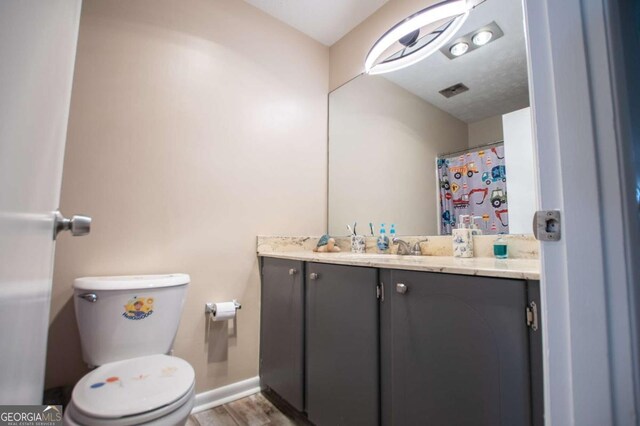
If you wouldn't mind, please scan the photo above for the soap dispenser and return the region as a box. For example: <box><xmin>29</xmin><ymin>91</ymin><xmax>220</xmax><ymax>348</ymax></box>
<box><xmin>493</xmin><ymin>234</ymin><xmax>508</xmax><ymax>259</ymax></box>
<box><xmin>377</xmin><ymin>224</ymin><xmax>389</xmax><ymax>253</ymax></box>
<box><xmin>452</xmin><ymin>215</ymin><xmax>474</xmax><ymax>258</ymax></box>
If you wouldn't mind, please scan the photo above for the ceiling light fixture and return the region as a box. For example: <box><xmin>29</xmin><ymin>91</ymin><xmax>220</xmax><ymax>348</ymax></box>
<box><xmin>364</xmin><ymin>0</ymin><xmax>483</xmax><ymax>75</ymax></box>
<box><xmin>449</xmin><ymin>42</ymin><xmax>469</xmax><ymax>56</ymax></box>
<box><xmin>440</xmin><ymin>21</ymin><xmax>504</xmax><ymax>60</ymax></box>
<box><xmin>472</xmin><ymin>30</ymin><xmax>493</xmax><ymax>46</ymax></box>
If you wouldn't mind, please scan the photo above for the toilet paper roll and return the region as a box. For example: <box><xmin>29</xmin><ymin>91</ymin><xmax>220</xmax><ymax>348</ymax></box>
<box><xmin>210</xmin><ymin>302</ymin><xmax>236</xmax><ymax>321</ymax></box>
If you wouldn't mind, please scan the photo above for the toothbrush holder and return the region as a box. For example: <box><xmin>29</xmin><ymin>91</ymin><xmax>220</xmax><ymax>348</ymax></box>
<box><xmin>351</xmin><ymin>235</ymin><xmax>366</xmax><ymax>253</ymax></box>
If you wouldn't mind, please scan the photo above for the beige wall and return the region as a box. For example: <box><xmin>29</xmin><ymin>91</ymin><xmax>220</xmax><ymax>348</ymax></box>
<box><xmin>329</xmin><ymin>0</ymin><xmax>438</xmax><ymax>90</ymax></box>
<box><xmin>46</xmin><ymin>0</ymin><xmax>329</xmax><ymax>393</ymax></box>
<box><xmin>328</xmin><ymin>75</ymin><xmax>468</xmax><ymax>235</ymax></box>
<box><xmin>468</xmin><ymin>114</ymin><xmax>504</xmax><ymax>148</ymax></box>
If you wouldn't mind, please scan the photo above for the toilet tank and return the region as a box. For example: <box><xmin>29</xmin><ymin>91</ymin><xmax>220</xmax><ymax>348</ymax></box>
<box><xmin>73</xmin><ymin>274</ymin><xmax>189</xmax><ymax>366</ymax></box>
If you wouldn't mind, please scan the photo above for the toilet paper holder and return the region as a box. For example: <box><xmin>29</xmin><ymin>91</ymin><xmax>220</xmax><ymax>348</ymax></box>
<box><xmin>204</xmin><ymin>299</ymin><xmax>242</xmax><ymax>315</ymax></box>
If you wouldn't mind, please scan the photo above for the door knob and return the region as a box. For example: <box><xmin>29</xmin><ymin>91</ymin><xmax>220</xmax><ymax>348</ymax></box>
<box><xmin>54</xmin><ymin>210</ymin><xmax>91</xmax><ymax>239</ymax></box>
<box><xmin>396</xmin><ymin>283</ymin><xmax>408</xmax><ymax>294</ymax></box>
<box><xmin>289</xmin><ymin>268</ymin><xmax>297</xmax><ymax>275</ymax></box>
<box><xmin>309</xmin><ymin>273</ymin><xmax>319</xmax><ymax>280</ymax></box>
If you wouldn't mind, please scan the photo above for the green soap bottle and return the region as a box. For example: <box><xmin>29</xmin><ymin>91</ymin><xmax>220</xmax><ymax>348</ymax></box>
<box><xmin>493</xmin><ymin>234</ymin><xmax>508</xmax><ymax>259</ymax></box>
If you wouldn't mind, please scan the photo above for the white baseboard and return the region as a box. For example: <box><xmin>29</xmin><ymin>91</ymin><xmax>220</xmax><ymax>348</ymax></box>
<box><xmin>191</xmin><ymin>376</ymin><xmax>261</xmax><ymax>414</ymax></box>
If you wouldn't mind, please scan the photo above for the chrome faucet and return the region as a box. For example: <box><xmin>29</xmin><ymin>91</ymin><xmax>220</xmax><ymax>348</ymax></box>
<box><xmin>393</xmin><ymin>238</ymin><xmax>428</xmax><ymax>256</ymax></box>
<box><xmin>411</xmin><ymin>239</ymin><xmax>428</xmax><ymax>255</ymax></box>
<box><xmin>393</xmin><ymin>238</ymin><xmax>412</xmax><ymax>255</ymax></box>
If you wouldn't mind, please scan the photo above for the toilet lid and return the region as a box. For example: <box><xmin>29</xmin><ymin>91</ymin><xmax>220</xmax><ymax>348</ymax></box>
<box><xmin>73</xmin><ymin>354</ymin><xmax>195</xmax><ymax>419</ymax></box>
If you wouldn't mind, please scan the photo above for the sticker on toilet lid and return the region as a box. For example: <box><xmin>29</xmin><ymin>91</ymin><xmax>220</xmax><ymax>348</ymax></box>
<box><xmin>122</xmin><ymin>296</ymin><xmax>154</xmax><ymax>320</ymax></box>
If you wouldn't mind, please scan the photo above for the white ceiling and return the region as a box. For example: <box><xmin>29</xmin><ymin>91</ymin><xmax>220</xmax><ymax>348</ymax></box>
<box><xmin>243</xmin><ymin>0</ymin><xmax>389</xmax><ymax>46</ymax></box>
<box><xmin>382</xmin><ymin>0</ymin><xmax>530</xmax><ymax>123</ymax></box>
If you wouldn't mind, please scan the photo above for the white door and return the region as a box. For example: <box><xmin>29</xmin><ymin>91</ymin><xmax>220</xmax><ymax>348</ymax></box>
<box><xmin>524</xmin><ymin>0</ymin><xmax>639</xmax><ymax>424</ymax></box>
<box><xmin>0</xmin><ymin>0</ymin><xmax>83</xmax><ymax>403</ymax></box>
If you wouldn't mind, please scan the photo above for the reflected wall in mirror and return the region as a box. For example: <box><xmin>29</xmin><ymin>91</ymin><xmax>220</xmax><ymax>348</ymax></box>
<box><xmin>328</xmin><ymin>0</ymin><xmax>537</xmax><ymax>236</ymax></box>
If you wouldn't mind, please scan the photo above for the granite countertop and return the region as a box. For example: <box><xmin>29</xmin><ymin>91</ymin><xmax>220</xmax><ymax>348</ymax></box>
<box><xmin>258</xmin><ymin>251</ymin><xmax>540</xmax><ymax>280</ymax></box>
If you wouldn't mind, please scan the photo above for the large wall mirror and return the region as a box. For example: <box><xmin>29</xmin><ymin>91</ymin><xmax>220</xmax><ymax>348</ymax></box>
<box><xmin>328</xmin><ymin>0</ymin><xmax>537</xmax><ymax>236</ymax></box>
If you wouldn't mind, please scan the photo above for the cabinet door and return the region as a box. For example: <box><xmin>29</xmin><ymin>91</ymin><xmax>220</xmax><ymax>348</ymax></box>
<box><xmin>306</xmin><ymin>263</ymin><xmax>379</xmax><ymax>426</ymax></box>
<box><xmin>387</xmin><ymin>270</ymin><xmax>532</xmax><ymax>426</ymax></box>
<box><xmin>260</xmin><ymin>257</ymin><xmax>305</xmax><ymax>411</ymax></box>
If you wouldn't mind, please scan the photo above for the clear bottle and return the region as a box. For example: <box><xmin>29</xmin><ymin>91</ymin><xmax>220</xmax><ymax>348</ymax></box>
<box><xmin>389</xmin><ymin>224</ymin><xmax>397</xmax><ymax>255</ymax></box>
<box><xmin>471</xmin><ymin>216</ymin><xmax>483</xmax><ymax>236</ymax></box>
<box><xmin>377</xmin><ymin>224</ymin><xmax>389</xmax><ymax>253</ymax></box>
<box><xmin>493</xmin><ymin>234</ymin><xmax>508</xmax><ymax>259</ymax></box>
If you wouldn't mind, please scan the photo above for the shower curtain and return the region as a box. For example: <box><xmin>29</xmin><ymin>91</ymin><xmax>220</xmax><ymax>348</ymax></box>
<box><xmin>437</xmin><ymin>144</ymin><xmax>509</xmax><ymax>235</ymax></box>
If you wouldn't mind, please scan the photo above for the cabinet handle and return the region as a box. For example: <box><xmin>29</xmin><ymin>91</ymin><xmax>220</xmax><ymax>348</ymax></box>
<box><xmin>396</xmin><ymin>283</ymin><xmax>408</xmax><ymax>294</ymax></box>
<box><xmin>289</xmin><ymin>268</ymin><xmax>297</xmax><ymax>275</ymax></box>
<box><xmin>309</xmin><ymin>273</ymin><xmax>319</xmax><ymax>280</ymax></box>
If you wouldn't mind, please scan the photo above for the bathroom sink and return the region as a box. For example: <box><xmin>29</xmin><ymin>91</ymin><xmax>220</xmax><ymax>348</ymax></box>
<box><xmin>334</xmin><ymin>253</ymin><xmax>406</xmax><ymax>261</ymax></box>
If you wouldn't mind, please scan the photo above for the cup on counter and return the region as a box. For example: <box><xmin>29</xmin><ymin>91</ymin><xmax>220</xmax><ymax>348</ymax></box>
<box><xmin>350</xmin><ymin>235</ymin><xmax>366</xmax><ymax>253</ymax></box>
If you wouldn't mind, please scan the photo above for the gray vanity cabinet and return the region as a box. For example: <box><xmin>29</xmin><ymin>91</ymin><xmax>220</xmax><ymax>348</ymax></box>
<box><xmin>305</xmin><ymin>262</ymin><xmax>379</xmax><ymax>426</ymax></box>
<box><xmin>382</xmin><ymin>270</ymin><xmax>536</xmax><ymax>426</ymax></box>
<box><xmin>259</xmin><ymin>257</ymin><xmax>305</xmax><ymax>411</ymax></box>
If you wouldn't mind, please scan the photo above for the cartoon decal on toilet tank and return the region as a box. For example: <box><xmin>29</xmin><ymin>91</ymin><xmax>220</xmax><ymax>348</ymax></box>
<box><xmin>123</xmin><ymin>296</ymin><xmax>154</xmax><ymax>320</ymax></box>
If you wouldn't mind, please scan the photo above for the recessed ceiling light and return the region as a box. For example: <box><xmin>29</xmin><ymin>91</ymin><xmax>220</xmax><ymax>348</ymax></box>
<box><xmin>449</xmin><ymin>42</ymin><xmax>469</xmax><ymax>56</ymax></box>
<box><xmin>472</xmin><ymin>30</ymin><xmax>493</xmax><ymax>46</ymax></box>
<box><xmin>441</xmin><ymin>22</ymin><xmax>503</xmax><ymax>60</ymax></box>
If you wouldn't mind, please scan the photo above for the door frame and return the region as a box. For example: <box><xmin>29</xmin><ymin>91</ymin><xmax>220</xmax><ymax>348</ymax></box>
<box><xmin>524</xmin><ymin>0</ymin><xmax>638</xmax><ymax>424</ymax></box>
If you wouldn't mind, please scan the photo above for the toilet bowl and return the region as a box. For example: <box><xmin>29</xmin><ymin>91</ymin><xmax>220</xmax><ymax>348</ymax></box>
<box><xmin>65</xmin><ymin>274</ymin><xmax>194</xmax><ymax>425</ymax></box>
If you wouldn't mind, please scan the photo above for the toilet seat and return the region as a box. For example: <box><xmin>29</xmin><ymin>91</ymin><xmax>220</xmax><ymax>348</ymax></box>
<box><xmin>66</xmin><ymin>354</ymin><xmax>195</xmax><ymax>425</ymax></box>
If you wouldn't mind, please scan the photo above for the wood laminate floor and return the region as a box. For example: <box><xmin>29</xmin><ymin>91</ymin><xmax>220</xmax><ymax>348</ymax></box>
<box><xmin>188</xmin><ymin>392</ymin><xmax>311</xmax><ymax>426</ymax></box>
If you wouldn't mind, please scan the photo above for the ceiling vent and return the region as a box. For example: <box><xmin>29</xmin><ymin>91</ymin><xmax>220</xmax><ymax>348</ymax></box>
<box><xmin>439</xmin><ymin>83</ymin><xmax>469</xmax><ymax>98</ymax></box>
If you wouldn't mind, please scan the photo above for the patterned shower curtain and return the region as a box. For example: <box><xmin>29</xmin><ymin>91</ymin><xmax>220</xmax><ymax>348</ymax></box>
<box><xmin>437</xmin><ymin>144</ymin><xmax>508</xmax><ymax>235</ymax></box>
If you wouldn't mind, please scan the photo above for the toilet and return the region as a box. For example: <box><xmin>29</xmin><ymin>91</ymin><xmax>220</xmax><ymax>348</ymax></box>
<box><xmin>64</xmin><ymin>274</ymin><xmax>195</xmax><ymax>426</ymax></box>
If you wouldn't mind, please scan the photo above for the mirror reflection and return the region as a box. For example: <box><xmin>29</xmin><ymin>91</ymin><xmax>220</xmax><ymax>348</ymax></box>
<box><xmin>328</xmin><ymin>0</ymin><xmax>537</xmax><ymax>236</ymax></box>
